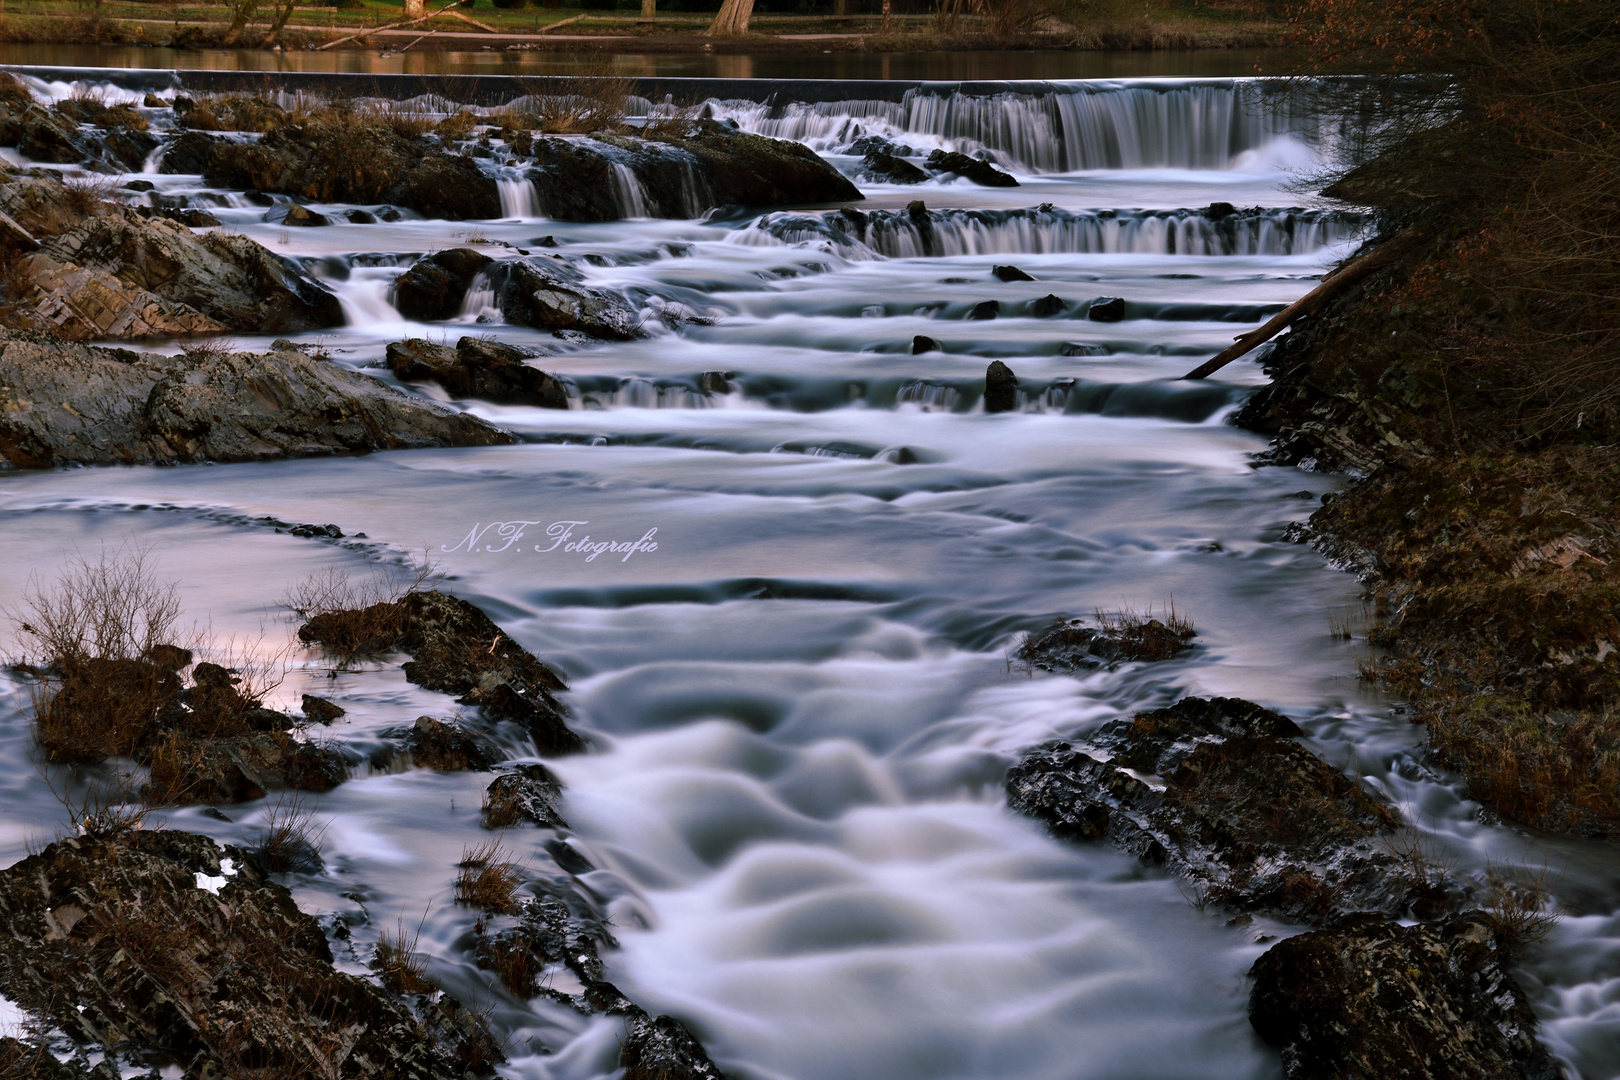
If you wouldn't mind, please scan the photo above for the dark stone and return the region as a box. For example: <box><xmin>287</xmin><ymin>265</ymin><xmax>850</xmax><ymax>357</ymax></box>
<box><xmin>122</xmin><ymin>179</ymin><xmax>155</xmax><ymax>192</ymax></box>
<box><xmin>0</xmin><ymin>99</ymin><xmax>83</xmax><ymax>164</ymax></box>
<box><xmin>621</xmin><ymin>1012</ymin><xmax>725</xmax><ymax>1080</ymax></box>
<box><xmin>923</xmin><ymin>149</ymin><xmax>1018</xmax><ymax>187</ymax></box>
<box><xmin>1088</xmin><ymin>296</ymin><xmax>1127</xmax><ymax>322</ymax></box>
<box><xmin>1250</xmin><ymin>916</ymin><xmax>1559</xmax><ymax>1080</ymax></box>
<box><xmin>135</xmin><ymin>204</ymin><xmax>223</xmax><ymax>227</ymax></box>
<box><xmin>984</xmin><ymin>360</ymin><xmax>1019</xmax><ymax>413</ymax></box>
<box><xmin>533</xmin><ymin>234</ymin><xmax>558</xmax><ymax>246</ymax></box>
<box><xmin>861</xmin><ymin>150</ymin><xmax>927</xmax><ymax>184</ymax></box>
<box><xmin>906</xmin><ymin>199</ymin><xmax>928</xmax><ymax>219</ymax></box>
<box><xmin>482</xmin><ymin>764</ymin><xmax>567</xmax><ymax>829</ymax></box>
<box><xmin>379</xmin><ymin>207</ymin><xmax>403</xmax><ymax>222</ymax></box>
<box><xmin>968</xmin><ymin>299</ymin><xmax>1001</xmax><ymax>320</ymax></box>
<box><xmin>0</xmin><ymin>831</ymin><xmax>495</xmax><ymax>1078</ymax></box>
<box><xmin>1206</xmin><ymin>201</ymin><xmax>1237</xmax><ymax>219</ymax></box>
<box><xmin>405</xmin><ymin>715</ymin><xmax>500</xmax><ymax>772</ymax></box>
<box><xmin>243</xmin><ymin>190</ymin><xmax>276</xmax><ymax>207</ymax></box>
<box><xmin>1006</xmin><ymin>697</ymin><xmax>1429</xmax><ymax>924</ymax></box>
<box><xmin>288</xmin><ymin>522</ymin><xmax>343</xmax><ymax>538</ymax></box>
<box><xmin>385</xmin><ymin>336</ymin><xmax>569</xmax><ymax>408</ymax></box>
<box><xmin>1020</xmin><ymin>615</ymin><xmax>1196</xmax><ymax>670</ymax></box>
<box><xmin>392</xmin><ymin>247</ymin><xmax>493</xmax><ymax>321</ymax></box>
<box><xmin>993</xmin><ymin>264</ymin><xmax>1034</xmax><ymax>282</ymax></box>
<box><xmin>486</xmin><ymin>258</ymin><xmax>644</xmax><ymax>340</ymax></box>
<box><xmin>301</xmin><ymin>694</ymin><xmax>346</xmax><ymax>724</ymax></box>
<box><xmin>1060</xmin><ymin>342</ymin><xmax>1108</xmax><ymax>357</ymax></box>
<box><xmin>1029</xmin><ymin>293</ymin><xmax>1067</xmax><ymax>318</ymax></box>
<box><xmin>912</xmin><ymin>334</ymin><xmax>941</xmax><ymax>354</ymax></box>
<box><xmin>346</xmin><ymin>208</ymin><xmax>378</xmax><ymax>224</ymax></box>
<box><xmin>280</xmin><ymin>205</ymin><xmax>329</xmax><ymax>227</ymax></box>
<box><xmin>699</xmin><ymin>371</ymin><xmax>734</xmax><ymax>394</ymax></box>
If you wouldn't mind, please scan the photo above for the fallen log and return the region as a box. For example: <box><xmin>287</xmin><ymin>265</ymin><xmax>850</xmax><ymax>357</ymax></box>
<box><xmin>315</xmin><ymin>1</ymin><xmax>461</xmax><ymax>50</ymax></box>
<box><xmin>1180</xmin><ymin>230</ymin><xmax>1424</xmax><ymax>380</ymax></box>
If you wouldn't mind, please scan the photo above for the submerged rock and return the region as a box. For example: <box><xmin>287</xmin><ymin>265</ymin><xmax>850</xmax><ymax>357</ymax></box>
<box><xmin>298</xmin><ymin>590</ymin><xmax>585</xmax><ymax>756</ymax></box>
<box><xmin>392</xmin><ymin>246</ymin><xmax>493</xmax><ymax>321</ymax></box>
<box><xmin>1020</xmin><ymin>615</ymin><xmax>1196</xmax><ymax>670</ymax></box>
<box><xmin>0</xmin><ymin>830</ymin><xmax>496</xmax><ymax>1078</ymax></box>
<box><xmin>1006</xmin><ymin>696</ymin><xmax>1435</xmax><ymax>924</ymax></box>
<box><xmin>486</xmin><ymin>258</ymin><xmax>645</xmax><ymax>340</ymax></box>
<box><xmin>0</xmin><ymin>331</ymin><xmax>515</xmax><ymax>469</ymax></box>
<box><xmin>924</xmin><ymin>150</ymin><xmax>1018</xmax><ymax>187</ymax></box>
<box><xmin>984</xmin><ymin>360</ymin><xmax>1019</xmax><ymax>413</ymax></box>
<box><xmin>1249</xmin><ymin>915</ymin><xmax>1559</xmax><ymax>1080</ymax></box>
<box><xmin>386</xmin><ymin>336</ymin><xmax>570</xmax><ymax>408</ymax></box>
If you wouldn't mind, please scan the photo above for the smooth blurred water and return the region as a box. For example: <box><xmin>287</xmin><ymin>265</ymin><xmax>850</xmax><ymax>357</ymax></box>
<box><xmin>0</xmin><ymin>72</ymin><xmax>1615</xmax><ymax>1080</ymax></box>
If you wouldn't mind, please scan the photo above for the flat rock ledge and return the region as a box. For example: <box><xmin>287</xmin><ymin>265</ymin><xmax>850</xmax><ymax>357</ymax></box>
<box><xmin>0</xmin><ymin>830</ymin><xmax>497</xmax><ymax>1079</ymax></box>
<box><xmin>0</xmin><ymin>330</ymin><xmax>514</xmax><ymax>470</ymax></box>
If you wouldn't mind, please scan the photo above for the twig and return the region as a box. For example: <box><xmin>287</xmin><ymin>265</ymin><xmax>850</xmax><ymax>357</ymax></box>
<box><xmin>315</xmin><ymin>1</ymin><xmax>459</xmax><ymax>51</ymax></box>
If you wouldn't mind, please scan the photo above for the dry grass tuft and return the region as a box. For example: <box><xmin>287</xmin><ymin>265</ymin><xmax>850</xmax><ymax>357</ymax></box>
<box><xmin>283</xmin><ymin>556</ymin><xmax>440</xmax><ymax>667</ymax></box>
<box><xmin>373</xmin><ymin>910</ymin><xmax>435</xmax><ymax>995</ymax></box>
<box><xmin>177</xmin><ymin>335</ymin><xmax>240</xmax><ymax>362</ymax></box>
<box><xmin>1478</xmin><ymin>860</ymin><xmax>1560</xmax><ymax>959</ymax></box>
<box><xmin>433</xmin><ymin>109</ymin><xmax>479</xmax><ymax>143</ymax></box>
<box><xmin>455</xmin><ymin>837</ymin><xmax>523</xmax><ymax>914</ymax></box>
<box><xmin>481</xmin><ymin>784</ymin><xmax>524</xmax><ymax>830</ymax></box>
<box><xmin>1093</xmin><ymin>599</ymin><xmax>1196</xmax><ymax>661</ymax></box>
<box><xmin>254</xmin><ymin>793</ymin><xmax>328</xmax><ymax>874</ymax></box>
<box><xmin>517</xmin><ymin>69</ymin><xmax>633</xmax><ymax>135</ymax></box>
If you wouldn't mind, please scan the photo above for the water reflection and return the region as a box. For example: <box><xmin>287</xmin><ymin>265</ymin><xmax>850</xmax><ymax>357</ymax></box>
<box><xmin>0</xmin><ymin>42</ymin><xmax>1296</xmax><ymax>80</ymax></box>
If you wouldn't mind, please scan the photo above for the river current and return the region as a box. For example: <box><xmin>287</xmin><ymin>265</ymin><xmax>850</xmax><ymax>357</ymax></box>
<box><xmin>0</xmin><ymin>69</ymin><xmax>1616</xmax><ymax>1080</ymax></box>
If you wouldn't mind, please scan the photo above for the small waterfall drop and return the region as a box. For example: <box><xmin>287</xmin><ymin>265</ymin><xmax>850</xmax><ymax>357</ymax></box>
<box><xmin>610</xmin><ymin>163</ymin><xmax>652</xmax><ymax>219</ymax></box>
<box><xmin>496</xmin><ymin>176</ymin><xmax>539</xmax><ymax>219</ymax></box>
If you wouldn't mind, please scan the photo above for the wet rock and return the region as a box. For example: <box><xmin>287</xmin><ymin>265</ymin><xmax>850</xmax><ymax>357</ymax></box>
<box><xmin>386</xmin><ymin>336</ymin><xmax>570</xmax><ymax>408</ymax></box>
<box><xmin>6</xmin><ymin>205</ymin><xmax>343</xmax><ymax>339</ymax></box>
<box><xmin>135</xmin><ymin>204</ymin><xmax>222</xmax><ymax>227</ymax></box>
<box><xmin>302</xmin><ymin>694</ymin><xmax>346</xmax><ymax>724</ymax></box>
<box><xmin>1029</xmin><ymin>293</ymin><xmax>1067</xmax><ymax>318</ymax></box>
<box><xmin>0</xmin><ymin>97</ymin><xmax>82</xmax><ymax>163</ymax></box>
<box><xmin>984</xmin><ymin>360</ymin><xmax>1019</xmax><ymax>413</ymax></box>
<box><xmin>861</xmin><ymin>150</ymin><xmax>927</xmax><ymax>184</ymax></box>
<box><xmin>150</xmin><ymin>730</ymin><xmax>349</xmax><ymax>804</ymax></box>
<box><xmin>968</xmin><ymin>299</ymin><xmax>1001</xmax><ymax>320</ymax></box>
<box><xmin>288</xmin><ymin>522</ymin><xmax>343</xmax><ymax>538</ymax></box>
<box><xmin>197</xmin><ymin>121</ymin><xmax>501</xmax><ymax>220</ymax></box>
<box><xmin>0</xmin><ymin>830</ymin><xmax>494</xmax><ymax>1078</ymax></box>
<box><xmin>912</xmin><ymin>334</ymin><xmax>942</xmax><ymax>354</ymax></box>
<box><xmin>1206</xmin><ymin>201</ymin><xmax>1237</xmax><ymax>219</ymax></box>
<box><xmin>486</xmin><ymin>258</ymin><xmax>645</xmax><ymax>340</ymax></box>
<box><xmin>392</xmin><ymin>246</ymin><xmax>493</xmax><ymax>321</ymax></box>
<box><xmin>122</xmin><ymin>179</ymin><xmax>155</xmax><ymax>192</ymax></box>
<box><xmin>526</xmin><ymin>122</ymin><xmax>861</xmax><ymax>222</ymax></box>
<box><xmin>699</xmin><ymin>371</ymin><xmax>735</xmax><ymax>394</ymax></box>
<box><xmin>297</xmin><ymin>590</ymin><xmax>584</xmax><ymax>755</ymax></box>
<box><xmin>1060</xmin><ymin>342</ymin><xmax>1108</xmax><ymax>357</ymax></box>
<box><xmin>156</xmin><ymin>129</ymin><xmax>216</xmax><ymax>174</ymax></box>
<box><xmin>620</xmin><ymin>1011</ymin><xmax>726</xmax><ymax>1080</ymax></box>
<box><xmin>1007</xmin><ymin>696</ymin><xmax>1422</xmax><ymax>924</ymax></box>
<box><xmin>906</xmin><ymin>199</ymin><xmax>928</xmax><ymax>219</ymax></box>
<box><xmin>405</xmin><ymin>715</ymin><xmax>500</xmax><ymax>772</ymax></box>
<box><xmin>1087</xmin><ymin>296</ymin><xmax>1127</xmax><ymax>322</ymax></box>
<box><xmin>993</xmin><ymin>264</ymin><xmax>1034</xmax><ymax>282</ymax></box>
<box><xmin>1249</xmin><ymin>915</ymin><xmax>1559</xmax><ymax>1080</ymax></box>
<box><xmin>0</xmin><ymin>208</ymin><xmax>38</xmax><ymax>251</ymax></box>
<box><xmin>346</xmin><ymin>208</ymin><xmax>377</xmax><ymax>224</ymax></box>
<box><xmin>0</xmin><ymin>331</ymin><xmax>516</xmax><ymax>469</ymax></box>
<box><xmin>1020</xmin><ymin>614</ymin><xmax>1196</xmax><ymax>669</ymax></box>
<box><xmin>483</xmin><ymin>764</ymin><xmax>568</xmax><ymax>828</ymax></box>
<box><xmin>280</xmin><ymin>204</ymin><xmax>330</xmax><ymax>227</ymax></box>
<box><xmin>924</xmin><ymin>149</ymin><xmax>1018</xmax><ymax>187</ymax></box>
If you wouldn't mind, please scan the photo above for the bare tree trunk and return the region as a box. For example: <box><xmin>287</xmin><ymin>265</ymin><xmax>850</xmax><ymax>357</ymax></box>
<box><xmin>705</xmin><ymin>0</ymin><xmax>753</xmax><ymax>36</ymax></box>
<box><xmin>220</xmin><ymin>0</ymin><xmax>259</xmax><ymax>45</ymax></box>
<box><xmin>881</xmin><ymin>0</ymin><xmax>890</xmax><ymax>26</ymax></box>
<box><xmin>834</xmin><ymin>0</ymin><xmax>846</xmax><ymax>15</ymax></box>
<box><xmin>266</xmin><ymin>0</ymin><xmax>298</xmax><ymax>42</ymax></box>
<box><xmin>404</xmin><ymin>0</ymin><xmax>424</xmax><ymax>18</ymax></box>
<box><xmin>640</xmin><ymin>0</ymin><xmax>654</xmax><ymax>19</ymax></box>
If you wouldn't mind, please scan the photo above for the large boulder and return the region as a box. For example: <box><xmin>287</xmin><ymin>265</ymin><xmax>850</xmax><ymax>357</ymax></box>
<box><xmin>393</xmin><ymin>247</ymin><xmax>493</xmax><ymax>321</ymax></box>
<box><xmin>0</xmin><ymin>98</ymin><xmax>81</xmax><ymax>164</ymax></box>
<box><xmin>386</xmin><ymin>336</ymin><xmax>570</xmax><ymax>408</ymax></box>
<box><xmin>486</xmin><ymin>258</ymin><xmax>645</xmax><ymax>340</ymax></box>
<box><xmin>0</xmin><ymin>331</ymin><xmax>514</xmax><ymax>469</ymax></box>
<box><xmin>7</xmin><ymin>206</ymin><xmax>343</xmax><ymax>339</ymax></box>
<box><xmin>0</xmin><ymin>830</ymin><xmax>493</xmax><ymax>1078</ymax></box>
<box><xmin>924</xmin><ymin>149</ymin><xmax>1018</xmax><ymax>187</ymax></box>
<box><xmin>185</xmin><ymin>121</ymin><xmax>501</xmax><ymax>220</ymax></box>
<box><xmin>524</xmin><ymin>122</ymin><xmax>863</xmax><ymax>222</ymax></box>
<box><xmin>1005</xmin><ymin>696</ymin><xmax>1435</xmax><ymax>924</ymax></box>
<box><xmin>1249</xmin><ymin>916</ymin><xmax>1560</xmax><ymax>1080</ymax></box>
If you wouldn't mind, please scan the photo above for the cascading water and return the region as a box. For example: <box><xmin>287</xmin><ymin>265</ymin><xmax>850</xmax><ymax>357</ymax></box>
<box><xmin>2</xmin><ymin>67</ymin><xmax>1617</xmax><ymax>1080</ymax></box>
<box><xmin>498</xmin><ymin>174</ymin><xmax>541</xmax><ymax>219</ymax></box>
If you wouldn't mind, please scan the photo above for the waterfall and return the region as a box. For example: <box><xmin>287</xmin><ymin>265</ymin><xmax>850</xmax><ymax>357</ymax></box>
<box><xmin>610</xmin><ymin>164</ymin><xmax>651</xmax><ymax>219</ymax></box>
<box><xmin>496</xmin><ymin>176</ymin><xmax>539</xmax><ymax>219</ymax></box>
<box><xmin>729</xmin><ymin>206</ymin><xmax>1364</xmax><ymax>259</ymax></box>
<box><xmin>457</xmin><ymin>271</ymin><xmax>499</xmax><ymax>321</ymax></box>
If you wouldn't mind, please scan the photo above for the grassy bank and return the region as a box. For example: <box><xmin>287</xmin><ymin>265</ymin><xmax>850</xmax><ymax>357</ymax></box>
<box><xmin>1237</xmin><ymin>0</ymin><xmax>1620</xmax><ymax>837</ymax></box>
<box><xmin>0</xmin><ymin>0</ymin><xmax>1282</xmax><ymax>51</ymax></box>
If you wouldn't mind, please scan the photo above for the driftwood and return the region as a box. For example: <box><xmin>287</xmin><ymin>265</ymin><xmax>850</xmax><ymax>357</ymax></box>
<box><xmin>316</xmin><ymin>1</ymin><xmax>476</xmax><ymax>51</ymax></box>
<box><xmin>537</xmin><ymin>12</ymin><xmax>588</xmax><ymax>32</ymax></box>
<box><xmin>1180</xmin><ymin>230</ymin><xmax>1424</xmax><ymax>380</ymax></box>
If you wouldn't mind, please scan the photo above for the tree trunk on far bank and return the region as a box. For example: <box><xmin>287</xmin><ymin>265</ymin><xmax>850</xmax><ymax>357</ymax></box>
<box><xmin>640</xmin><ymin>0</ymin><xmax>655</xmax><ymax>19</ymax></box>
<box><xmin>706</xmin><ymin>0</ymin><xmax>753</xmax><ymax>35</ymax></box>
<box><xmin>404</xmin><ymin>0</ymin><xmax>424</xmax><ymax>18</ymax></box>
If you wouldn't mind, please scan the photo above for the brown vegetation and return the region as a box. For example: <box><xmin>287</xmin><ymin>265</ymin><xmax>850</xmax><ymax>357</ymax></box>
<box><xmin>282</xmin><ymin>558</ymin><xmax>438</xmax><ymax>667</ymax></box>
<box><xmin>373</xmin><ymin>911</ymin><xmax>436</xmax><ymax>995</ymax></box>
<box><xmin>255</xmin><ymin>793</ymin><xmax>329</xmax><ymax>873</ymax></box>
<box><xmin>454</xmin><ymin>838</ymin><xmax>524</xmax><ymax>913</ymax></box>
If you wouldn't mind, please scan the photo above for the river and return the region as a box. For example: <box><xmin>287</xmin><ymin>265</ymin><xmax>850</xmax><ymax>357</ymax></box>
<box><xmin>0</xmin><ymin>66</ymin><xmax>1615</xmax><ymax>1080</ymax></box>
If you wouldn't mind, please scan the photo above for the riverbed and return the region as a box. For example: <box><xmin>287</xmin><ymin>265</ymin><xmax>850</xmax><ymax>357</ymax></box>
<box><xmin>0</xmin><ymin>67</ymin><xmax>1615</xmax><ymax>1080</ymax></box>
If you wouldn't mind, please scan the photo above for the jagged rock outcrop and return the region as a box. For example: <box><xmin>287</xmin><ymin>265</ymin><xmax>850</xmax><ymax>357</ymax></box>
<box><xmin>486</xmin><ymin>258</ymin><xmax>646</xmax><ymax>340</ymax></box>
<box><xmin>1249</xmin><ymin>915</ymin><xmax>1559</xmax><ymax>1080</ymax></box>
<box><xmin>483</xmin><ymin>764</ymin><xmax>568</xmax><ymax>828</ymax></box>
<box><xmin>924</xmin><ymin>150</ymin><xmax>1018</xmax><ymax>187</ymax></box>
<box><xmin>859</xmin><ymin>150</ymin><xmax>927</xmax><ymax>184</ymax></box>
<box><xmin>0</xmin><ymin>830</ymin><xmax>496</xmax><ymax>1078</ymax></box>
<box><xmin>0</xmin><ymin>331</ymin><xmax>514</xmax><ymax>469</ymax></box>
<box><xmin>1005</xmin><ymin>696</ymin><xmax>1449</xmax><ymax>924</ymax></box>
<box><xmin>523</xmin><ymin>122</ymin><xmax>862</xmax><ymax>222</ymax></box>
<box><xmin>387</xmin><ymin>335</ymin><xmax>570</xmax><ymax>408</ymax></box>
<box><xmin>393</xmin><ymin>247</ymin><xmax>493</xmax><ymax>321</ymax></box>
<box><xmin>298</xmin><ymin>589</ymin><xmax>585</xmax><ymax>755</ymax></box>
<box><xmin>176</xmin><ymin>123</ymin><xmax>501</xmax><ymax>220</ymax></box>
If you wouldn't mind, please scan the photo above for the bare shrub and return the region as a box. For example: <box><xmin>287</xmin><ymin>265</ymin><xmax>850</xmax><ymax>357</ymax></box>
<box><xmin>367</xmin><ymin>99</ymin><xmax>436</xmax><ymax>140</ymax></box>
<box><xmin>433</xmin><ymin>109</ymin><xmax>479</xmax><ymax>142</ymax></box>
<box><xmin>254</xmin><ymin>793</ymin><xmax>328</xmax><ymax>873</ymax></box>
<box><xmin>1478</xmin><ymin>860</ymin><xmax>1560</xmax><ymax>959</ymax></box>
<box><xmin>517</xmin><ymin>69</ymin><xmax>633</xmax><ymax>135</ymax></box>
<box><xmin>45</xmin><ymin>769</ymin><xmax>161</xmax><ymax>840</ymax></box>
<box><xmin>455</xmin><ymin>837</ymin><xmax>523</xmax><ymax>913</ymax></box>
<box><xmin>1093</xmin><ymin>598</ymin><xmax>1196</xmax><ymax>661</ymax></box>
<box><xmin>177</xmin><ymin>335</ymin><xmax>240</xmax><ymax>362</ymax></box>
<box><xmin>374</xmin><ymin>909</ymin><xmax>435</xmax><ymax>995</ymax></box>
<box><xmin>283</xmin><ymin>555</ymin><xmax>441</xmax><ymax>666</ymax></box>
